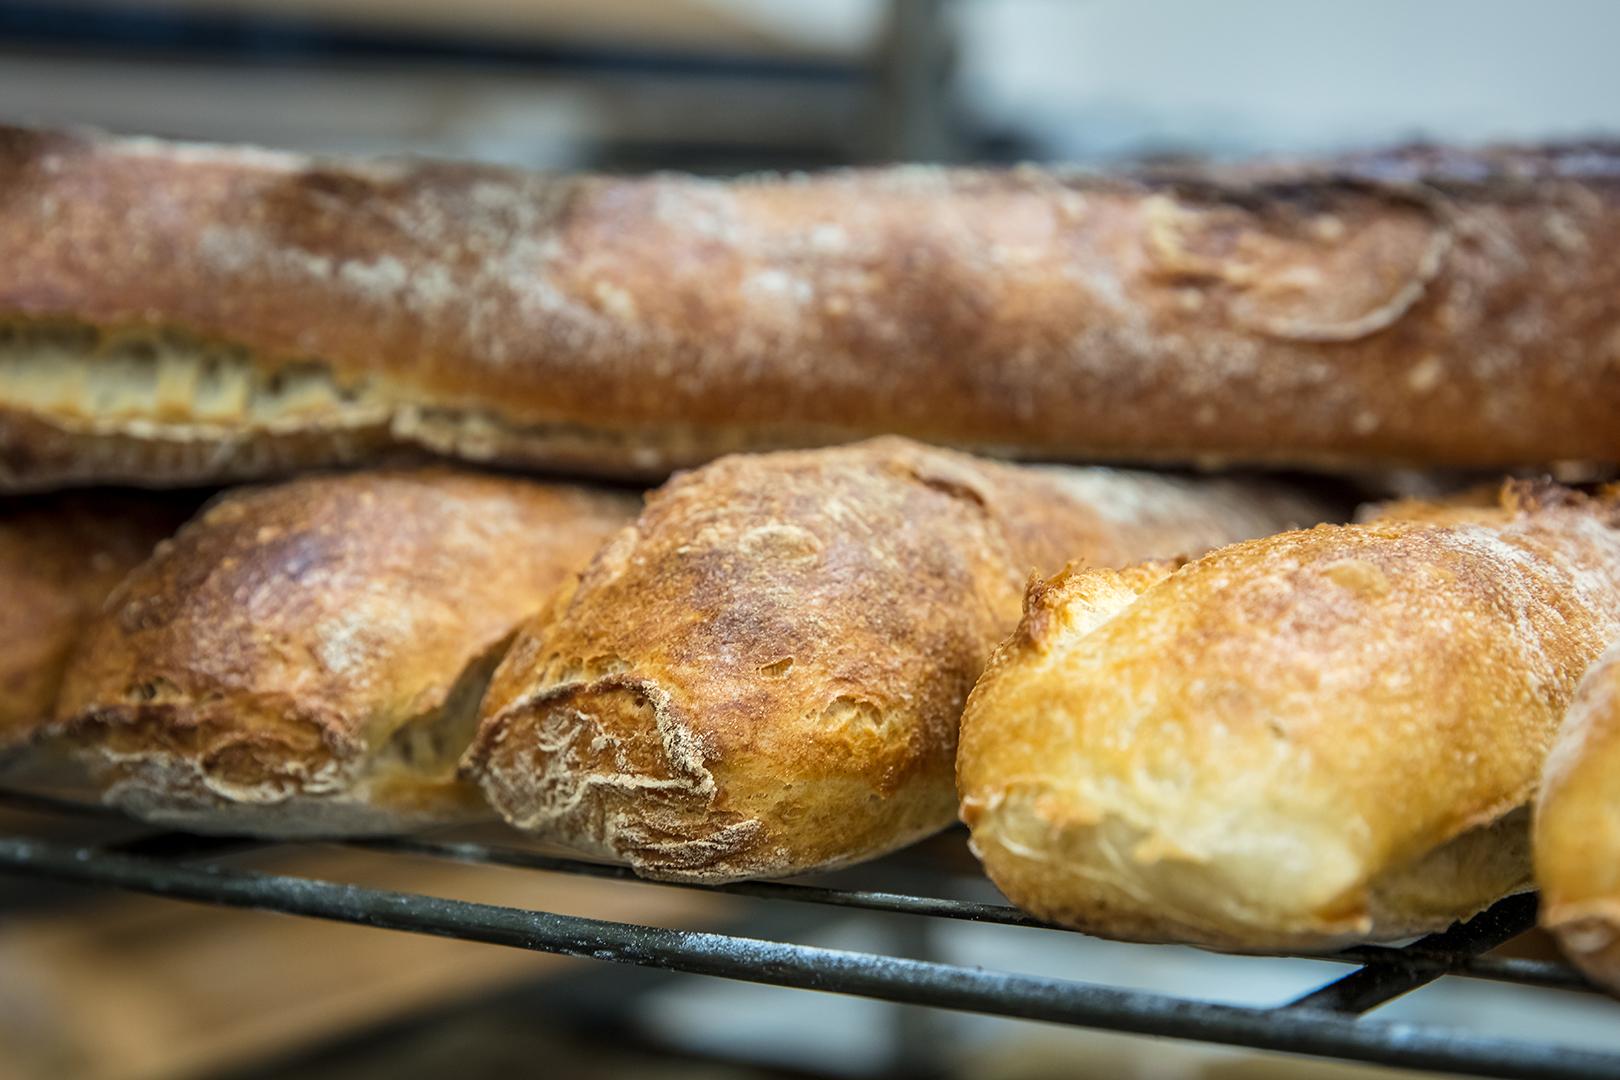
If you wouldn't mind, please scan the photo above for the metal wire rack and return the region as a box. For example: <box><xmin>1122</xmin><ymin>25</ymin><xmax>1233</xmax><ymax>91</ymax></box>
<box><xmin>0</xmin><ymin>787</ymin><xmax>1615</xmax><ymax>1080</ymax></box>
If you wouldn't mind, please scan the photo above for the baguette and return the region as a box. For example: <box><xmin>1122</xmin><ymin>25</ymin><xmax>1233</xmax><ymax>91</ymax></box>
<box><xmin>4</xmin><ymin>126</ymin><xmax>1620</xmax><ymax>490</ymax></box>
<box><xmin>463</xmin><ymin>438</ymin><xmax>1333</xmax><ymax>882</ymax></box>
<box><xmin>1535</xmin><ymin>641</ymin><xmax>1620</xmax><ymax>992</ymax></box>
<box><xmin>957</xmin><ymin>481</ymin><xmax>1620</xmax><ymax>952</ymax></box>
<box><xmin>48</xmin><ymin>469</ymin><xmax>635</xmax><ymax>836</ymax></box>
<box><xmin>0</xmin><ymin>493</ymin><xmax>192</xmax><ymax>751</ymax></box>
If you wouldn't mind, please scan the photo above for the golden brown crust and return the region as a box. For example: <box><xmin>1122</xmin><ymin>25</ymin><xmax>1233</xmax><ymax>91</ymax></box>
<box><xmin>464</xmin><ymin>437</ymin><xmax>1334</xmax><ymax>882</ymax></box>
<box><xmin>958</xmin><ymin>481</ymin><xmax>1620</xmax><ymax>952</ymax></box>
<box><xmin>0</xmin><ymin>492</ymin><xmax>193</xmax><ymax>748</ymax></box>
<box><xmin>2</xmin><ymin>126</ymin><xmax>1620</xmax><ymax>489</ymax></box>
<box><xmin>48</xmin><ymin>468</ymin><xmax>636</xmax><ymax>836</ymax></box>
<box><xmin>1536</xmin><ymin>645</ymin><xmax>1620</xmax><ymax>992</ymax></box>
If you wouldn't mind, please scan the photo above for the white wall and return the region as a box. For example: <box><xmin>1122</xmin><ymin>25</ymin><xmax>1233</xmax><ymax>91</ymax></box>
<box><xmin>956</xmin><ymin>0</ymin><xmax>1620</xmax><ymax>160</ymax></box>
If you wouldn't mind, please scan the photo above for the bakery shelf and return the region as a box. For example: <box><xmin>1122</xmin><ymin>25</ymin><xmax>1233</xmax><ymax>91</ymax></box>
<box><xmin>0</xmin><ymin>1</ymin><xmax>863</xmax><ymax>83</ymax></box>
<box><xmin>0</xmin><ymin>788</ymin><xmax>1614</xmax><ymax>1080</ymax></box>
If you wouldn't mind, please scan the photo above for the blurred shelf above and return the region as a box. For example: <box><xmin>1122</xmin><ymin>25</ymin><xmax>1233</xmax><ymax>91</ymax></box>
<box><xmin>0</xmin><ymin>0</ymin><xmax>879</xmax><ymax>75</ymax></box>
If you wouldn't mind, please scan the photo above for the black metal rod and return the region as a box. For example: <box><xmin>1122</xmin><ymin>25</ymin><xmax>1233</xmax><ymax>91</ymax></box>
<box><xmin>358</xmin><ymin>835</ymin><xmax>1568</xmax><ymax>983</ymax></box>
<box><xmin>350</xmin><ymin>835</ymin><xmax>1051</xmax><ymax>926</ymax></box>
<box><xmin>1458</xmin><ymin>956</ymin><xmax>1600</xmax><ymax>994</ymax></box>
<box><xmin>0</xmin><ymin>836</ymin><xmax>1615</xmax><ymax>1080</ymax></box>
<box><xmin>1285</xmin><ymin>895</ymin><xmax>1539</xmax><ymax>1013</ymax></box>
<box><xmin>0</xmin><ymin>790</ymin><xmax>1584</xmax><ymax>989</ymax></box>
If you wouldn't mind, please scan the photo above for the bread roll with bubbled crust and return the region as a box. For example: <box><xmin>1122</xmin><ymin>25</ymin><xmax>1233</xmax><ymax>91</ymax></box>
<box><xmin>48</xmin><ymin>469</ymin><xmax>636</xmax><ymax>836</ymax></box>
<box><xmin>464</xmin><ymin>438</ymin><xmax>1333</xmax><ymax>883</ymax></box>
<box><xmin>958</xmin><ymin>481</ymin><xmax>1620</xmax><ymax>953</ymax></box>
<box><xmin>0</xmin><ymin>493</ymin><xmax>194</xmax><ymax>751</ymax></box>
<box><xmin>1536</xmin><ymin>643</ymin><xmax>1620</xmax><ymax>992</ymax></box>
<box><xmin>6</xmin><ymin>124</ymin><xmax>1620</xmax><ymax>491</ymax></box>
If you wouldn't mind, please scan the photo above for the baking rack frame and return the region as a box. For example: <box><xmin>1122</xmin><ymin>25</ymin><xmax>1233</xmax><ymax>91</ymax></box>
<box><xmin>0</xmin><ymin>788</ymin><xmax>1614</xmax><ymax>1080</ymax></box>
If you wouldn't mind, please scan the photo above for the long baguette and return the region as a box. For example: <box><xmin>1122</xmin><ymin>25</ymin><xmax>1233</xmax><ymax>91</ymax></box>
<box><xmin>957</xmin><ymin>481</ymin><xmax>1620</xmax><ymax>952</ymax></box>
<box><xmin>47</xmin><ymin>469</ymin><xmax>636</xmax><ymax>836</ymax></box>
<box><xmin>4</xmin><ymin>126</ymin><xmax>1620</xmax><ymax>489</ymax></box>
<box><xmin>463</xmin><ymin>437</ymin><xmax>1333</xmax><ymax>882</ymax></box>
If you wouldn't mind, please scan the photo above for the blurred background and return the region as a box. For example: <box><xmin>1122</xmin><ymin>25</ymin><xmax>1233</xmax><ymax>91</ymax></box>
<box><xmin>4</xmin><ymin>2</ymin><xmax>1620</xmax><ymax>1078</ymax></box>
<box><xmin>6</xmin><ymin>0</ymin><xmax>1620</xmax><ymax>171</ymax></box>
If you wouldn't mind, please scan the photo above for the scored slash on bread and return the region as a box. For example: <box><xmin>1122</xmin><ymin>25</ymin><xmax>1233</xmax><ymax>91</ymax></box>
<box><xmin>462</xmin><ymin>437</ymin><xmax>1334</xmax><ymax>883</ymax></box>
<box><xmin>958</xmin><ymin>480</ymin><xmax>1620</xmax><ymax>952</ymax></box>
<box><xmin>4</xmin><ymin>126</ymin><xmax>1620</xmax><ymax>489</ymax></box>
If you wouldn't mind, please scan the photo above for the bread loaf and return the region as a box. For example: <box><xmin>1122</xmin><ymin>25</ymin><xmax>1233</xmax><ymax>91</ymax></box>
<box><xmin>3</xmin><ymin>125</ymin><xmax>1619</xmax><ymax>490</ymax></box>
<box><xmin>0</xmin><ymin>493</ymin><xmax>192</xmax><ymax>751</ymax></box>
<box><xmin>464</xmin><ymin>438</ymin><xmax>1333</xmax><ymax>882</ymax></box>
<box><xmin>958</xmin><ymin>481</ymin><xmax>1620</xmax><ymax>952</ymax></box>
<box><xmin>1535</xmin><ymin>641</ymin><xmax>1620</xmax><ymax>992</ymax></box>
<box><xmin>48</xmin><ymin>469</ymin><xmax>636</xmax><ymax>835</ymax></box>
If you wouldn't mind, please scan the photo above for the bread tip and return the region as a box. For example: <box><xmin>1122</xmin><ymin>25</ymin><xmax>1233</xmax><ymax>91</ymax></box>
<box><xmin>467</xmin><ymin>674</ymin><xmax>777</xmax><ymax>883</ymax></box>
<box><xmin>1017</xmin><ymin>564</ymin><xmax>1077</xmax><ymax>649</ymax></box>
<box><xmin>1543</xmin><ymin>903</ymin><xmax>1620</xmax><ymax>994</ymax></box>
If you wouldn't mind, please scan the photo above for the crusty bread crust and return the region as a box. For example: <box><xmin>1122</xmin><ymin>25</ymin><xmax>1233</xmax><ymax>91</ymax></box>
<box><xmin>3</xmin><ymin>126</ymin><xmax>1620</xmax><ymax>489</ymax></box>
<box><xmin>958</xmin><ymin>481</ymin><xmax>1620</xmax><ymax>952</ymax></box>
<box><xmin>47</xmin><ymin>468</ymin><xmax>636</xmax><ymax>836</ymax></box>
<box><xmin>464</xmin><ymin>437</ymin><xmax>1333</xmax><ymax>882</ymax></box>
<box><xmin>0</xmin><ymin>492</ymin><xmax>193</xmax><ymax>748</ymax></box>
<box><xmin>1536</xmin><ymin>642</ymin><xmax>1620</xmax><ymax>993</ymax></box>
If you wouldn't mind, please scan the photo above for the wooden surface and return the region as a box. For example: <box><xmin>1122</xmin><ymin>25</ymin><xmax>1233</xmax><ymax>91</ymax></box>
<box><xmin>0</xmin><ymin>837</ymin><xmax>736</xmax><ymax>1080</ymax></box>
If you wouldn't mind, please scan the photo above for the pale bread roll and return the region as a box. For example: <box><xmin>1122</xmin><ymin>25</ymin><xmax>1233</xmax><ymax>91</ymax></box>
<box><xmin>958</xmin><ymin>481</ymin><xmax>1620</xmax><ymax>952</ymax></box>
<box><xmin>464</xmin><ymin>438</ymin><xmax>1333</xmax><ymax>882</ymax></box>
<box><xmin>48</xmin><ymin>469</ymin><xmax>635</xmax><ymax>836</ymax></box>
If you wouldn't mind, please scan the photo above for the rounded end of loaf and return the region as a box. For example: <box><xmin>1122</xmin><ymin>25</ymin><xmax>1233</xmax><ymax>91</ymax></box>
<box><xmin>958</xmin><ymin>560</ymin><xmax>1374</xmax><ymax>952</ymax></box>
<box><xmin>1541</xmin><ymin>902</ymin><xmax>1620</xmax><ymax>995</ymax></box>
<box><xmin>1535</xmin><ymin>646</ymin><xmax>1620</xmax><ymax>991</ymax></box>
<box><xmin>465</xmin><ymin>674</ymin><xmax>777</xmax><ymax>883</ymax></box>
<box><xmin>467</xmin><ymin>663</ymin><xmax>962</xmax><ymax>883</ymax></box>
